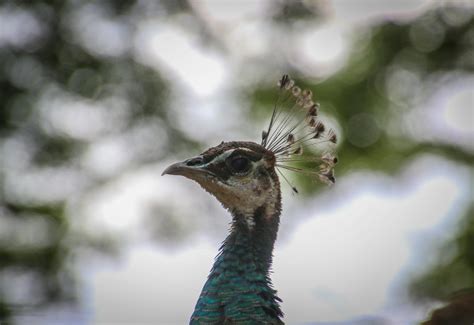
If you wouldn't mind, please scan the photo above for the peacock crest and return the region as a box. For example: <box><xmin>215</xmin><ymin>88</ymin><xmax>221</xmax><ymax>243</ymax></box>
<box><xmin>262</xmin><ymin>74</ymin><xmax>338</xmax><ymax>193</ymax></box>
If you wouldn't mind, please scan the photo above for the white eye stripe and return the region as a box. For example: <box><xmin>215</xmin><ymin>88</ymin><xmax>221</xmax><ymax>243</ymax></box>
<box><xmin>206</xmin><ymin>149</ymin><xmax>235</xmax><ymax>166</ymax></box>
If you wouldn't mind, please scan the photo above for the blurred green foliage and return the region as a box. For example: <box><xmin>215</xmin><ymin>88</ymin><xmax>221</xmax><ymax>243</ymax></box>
<box><xmin>0</xmin><ymin>0</ymin><xmax>195</xmax><ymax>322</ymax></box>
<box><xmin>411</xmin><ymin>203</ymin><xmax>474</xmax><ymax>301</ymax></box>
<box><xmin>0</xmin><ymin>0</ymin><xmax>472</xmax><ymax>323</ymax></box>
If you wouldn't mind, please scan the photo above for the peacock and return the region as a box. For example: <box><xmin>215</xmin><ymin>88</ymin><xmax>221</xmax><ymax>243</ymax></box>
<box><xmin>162</xmin><ymin>75</ymin><xmax>338</xmax><ymax>324</ymax></box>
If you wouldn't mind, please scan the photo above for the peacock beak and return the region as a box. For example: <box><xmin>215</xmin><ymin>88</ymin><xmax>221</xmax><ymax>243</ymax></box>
<box><xmin>161</xmin><ymin>161</ymin><xmax>186</xmax><ymax>176</ymax></box>
<box><xmin>161</xmin><ymin>156</ymin><xmax>209</xmax><ymax>179</ymax></box>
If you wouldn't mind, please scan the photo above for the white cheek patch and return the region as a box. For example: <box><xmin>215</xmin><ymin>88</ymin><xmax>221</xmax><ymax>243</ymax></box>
<box><xmin>204</xmin><ymin>147</ymin><xmax>279</xmax><ymax>229</ymax></box>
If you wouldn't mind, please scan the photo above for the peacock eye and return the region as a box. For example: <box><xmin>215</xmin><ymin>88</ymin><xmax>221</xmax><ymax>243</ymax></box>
<box><xmin>186</xmin><ymin>156</ymin><xmax>204</xmax><ymax>166</ymax></box>
<box><xmin>229</xmin><ymin>157</ymin><xmax>251</xmax><ymax>174</ymax></box>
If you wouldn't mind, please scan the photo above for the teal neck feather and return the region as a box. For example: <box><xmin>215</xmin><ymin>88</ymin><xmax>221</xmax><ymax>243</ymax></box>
<box><xmin>190</xmin><ymin>206</ymin><xmax>283</xmax><ymax>324</ymax></box>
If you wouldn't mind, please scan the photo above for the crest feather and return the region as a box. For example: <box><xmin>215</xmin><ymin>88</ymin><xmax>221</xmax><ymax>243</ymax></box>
<box><xmin>262</xmin><ymin>75</ymin><xmax>338</xmax><ymax>191</ymax></box>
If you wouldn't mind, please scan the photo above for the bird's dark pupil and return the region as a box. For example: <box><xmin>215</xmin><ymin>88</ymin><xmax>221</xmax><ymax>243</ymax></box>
<box><xmin>231</xmin><ymin>157</ymin><xmax>249</xmax><ymax>172</ymax></box>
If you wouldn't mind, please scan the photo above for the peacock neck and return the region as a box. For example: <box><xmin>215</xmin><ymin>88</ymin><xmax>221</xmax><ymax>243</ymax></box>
<box><xmin>190</xmin><ymin>205</ymin><xmax>284</xmax><ymax>324</ymax></box>
<box><xmin>224</xmin><ymin>207</ymin><xmax>280</xmax><ymax>273</ymax></box>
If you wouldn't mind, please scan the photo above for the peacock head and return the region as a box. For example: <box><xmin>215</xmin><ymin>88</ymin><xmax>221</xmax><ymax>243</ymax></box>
<box><xmin>162</xmin><ymin>141</ymin><xmax>281</xmax><ymax>217</ymax></box>
<box><xmin>162</xmin><ymin>75</ymin><xmax>338</xmax><ymax>218</ymax></box>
